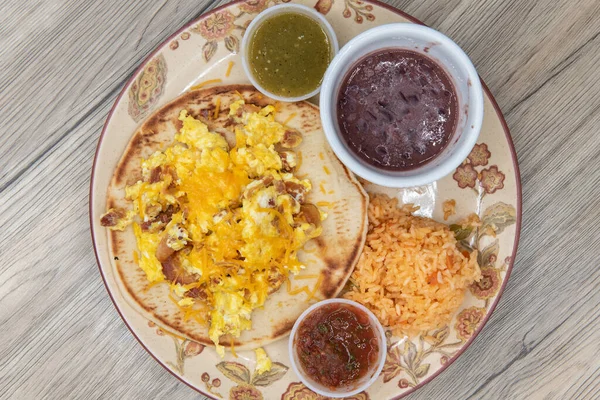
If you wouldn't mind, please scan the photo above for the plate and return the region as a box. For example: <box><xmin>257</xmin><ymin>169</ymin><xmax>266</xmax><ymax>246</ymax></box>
<box><xmin>90</xmin><ymin>0</ymin><xmax>521</xmax><ymax>398</ymax></box>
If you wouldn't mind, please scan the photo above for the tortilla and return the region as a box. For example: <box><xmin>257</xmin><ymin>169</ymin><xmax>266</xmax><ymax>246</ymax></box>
<box><xmin>105</xmin><ymin>85</ymin><xmax>368</xmax><ymax>350</ymax></box>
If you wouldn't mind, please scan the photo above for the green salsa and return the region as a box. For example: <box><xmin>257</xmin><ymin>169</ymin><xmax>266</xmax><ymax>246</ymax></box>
<box><xmin>248</xmin><ymin>13</ymin><xmax>331</xmax><ymax>97</ymax></box>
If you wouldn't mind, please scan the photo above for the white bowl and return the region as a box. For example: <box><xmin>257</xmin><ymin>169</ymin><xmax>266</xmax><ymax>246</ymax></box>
<box><xmin>319</xmin><ymin>24</ymin><xmax>484</xmax><ymax>188</ymax></box>
<box><xmin>241</xmin><ymin>4</ymin><xmax>339</xmax><ymax>102</ymax></box>
<box><xmin>288</xmin><ymin>299</ymin><xmax>387</xmax><ymax>398</ymax></box>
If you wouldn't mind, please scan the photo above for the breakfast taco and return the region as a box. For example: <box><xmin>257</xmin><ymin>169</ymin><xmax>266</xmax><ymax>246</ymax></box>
<box><xmin>101</xmin><ymin>85</ymin><xmax>368</xmax><ymax>354</ymax></box>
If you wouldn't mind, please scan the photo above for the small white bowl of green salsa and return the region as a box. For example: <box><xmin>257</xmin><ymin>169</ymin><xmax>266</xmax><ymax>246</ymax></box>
<box><xmin>241</xmin><ymin>4</ymin><xmax>338</xmax><ymax>102</ymax></box>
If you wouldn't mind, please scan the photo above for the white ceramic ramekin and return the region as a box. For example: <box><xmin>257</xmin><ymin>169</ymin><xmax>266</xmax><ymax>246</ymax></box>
<box><xmin>319</xmin><ymin>24</ymin><xmax>484</xmax><ymax>188</ymax></box>
<box><xmin>241</xmin><ymin>4</ymin><xmax>339</xmax><ymax>102</ymax></box>
<box><xmin>288</xmin><ymin>299</ymin><xmax>387</xmax><ymax>398</ymax></box>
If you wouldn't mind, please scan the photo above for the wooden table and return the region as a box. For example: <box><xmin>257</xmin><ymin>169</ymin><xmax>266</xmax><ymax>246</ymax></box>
<box><xmin>1</xmin><ymin>0</ymin><xmax>599</xmax><ymax>398</ymax></box>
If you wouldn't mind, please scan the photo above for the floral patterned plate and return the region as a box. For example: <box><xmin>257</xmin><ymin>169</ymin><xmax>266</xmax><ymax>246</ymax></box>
<box><xmin>90</xmin><ymin>0</ymin><xmax>522</xmax><ymax>398</ymax></box>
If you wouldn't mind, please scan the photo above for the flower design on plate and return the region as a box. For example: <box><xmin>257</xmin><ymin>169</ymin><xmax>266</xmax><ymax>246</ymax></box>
<box><xmin>422</xmin><ymin>325</ymin><xmax>450</xmax><ymax>346</ymax></box>
<box><xmin>201</xmin><ymin>372</ymin><xmax>223</xmax><ymax>398</ymax></box>
<box><xmin>215</xmin><ymin>360</ymin><xmax>289</xmax><ymax>399</ymax></box>
<box><xmin>183</xmin><ymin>340</ymin><xmax>204</xmax><ymax>356</ymax></box>
<box><xmin>239</xmin><ymin>0</ymin><xmax>269</xmax><ymax>13</ymax></box>
<box><xmin>398</xmin><ymin>378</ymin><xmax>410</xmax><ymax>389</ymax></box>
<box><xmin>128</xmin><ymin>54</ymin><xmax>167</xmax><ymax>122</ymax></box>
<box><xmin>455</xmin><ymin>307</ymin><xmax>486</xmax><ymax>341</ymax></box>
<box><xmin>482</xmin><ymin>202</ymin><xmax>517</xmax><ymax>235</ymax></box>
<box><xmin>230</xmin><ymin>384</ymin><xmax>264</xmax><ymax>400</ymax></box>
<box><xmin>468</xmin><ymin>143</ymin><xmax>491</xmax><ymax>167</ymax></box>
<box><xmin>480</xmin><ymin>166</ymin><xmax>505</xmax><ymax>194</ymax></box>
<box><xmin>470</xmin><ymin>267</ymin><xmax>501</xmax><ymax>300</ymax></box>
<box><xmin>180</xmin><ymin>31</ymin><xmax>190</xmax><ymax>40</ymax></box>
<box><xmin>194</xmin><ymin>10</ymin><xmax>236</xmax><ymax>40</ymax></box>
<box><xmin>281</xmin><ymin>382</ymin><xmax>370</xmax><ymax>399</ymax></box>
<box><xmin>342</xmin><ymin>0</ymin><xmax>375</xmax><ymax>23</ymax></box>
<box><xmin>453</xmin><ymin>143</ymin><xmax>507</xmax><ymax>196</ymax></box>
<box><xmin>169</xmin><ymin>40</ymin><xmax>179</xmax><ymax>50</ymax></box>
<box><xmin>149</xmin><ymin>321</ymin><xmax>205</xmax><ymax>376</ymax></box>
<box><xmin>165</xmin><ymin>339</ymin><xmax>204</xmax><ymax>375</ymax></box>
<box><xmin>192</xmin><ymin>10</ymin><xmax>241</xmax><ymax>62</ymax></box>
<box><xmin>382</xmin><ymin>328</ymin><xmax>461</xmax><ymax>388</ymax></box>
<box><xmin>453</xmin><ymin>163</ymin><xmax>478</xmax><ymax>189</ymax></box>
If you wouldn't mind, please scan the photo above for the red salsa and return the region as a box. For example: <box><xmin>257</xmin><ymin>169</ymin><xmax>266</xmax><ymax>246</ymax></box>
<box><xmin>295</xmin><ymin>303</ymin><xmax>379</xmax><ymax>388</ymax></box>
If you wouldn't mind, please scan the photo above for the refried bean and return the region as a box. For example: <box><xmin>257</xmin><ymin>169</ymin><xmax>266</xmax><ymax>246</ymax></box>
<box><xmin>337</xmin><ymin>49</ymin><xmax>458</xmax><ymax>170</ymax></box>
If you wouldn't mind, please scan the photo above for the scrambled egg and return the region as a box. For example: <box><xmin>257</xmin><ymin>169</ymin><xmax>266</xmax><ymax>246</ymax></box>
<box><xmin>101</xmin><ymin>100</ymin><xmax>325</xmax><ymax>356</ymax></box>
<box><xmin>254</xmin><ymin>348</ymin><xmax>272</xmax><ymax>374</ymax></box>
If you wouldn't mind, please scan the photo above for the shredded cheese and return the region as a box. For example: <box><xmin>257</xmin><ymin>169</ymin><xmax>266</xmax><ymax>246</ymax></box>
<box><xmin>289</xmin><ymin>285</ymin><xmax>311</xmax><ymax>296</ymax></box>
<box><xmin>230</xmin><ymin>338</ymin><xmax>238</xmax><ymax>358</ymax></box>
<box><xmin>319</xmin><ymin>152</ymin><xmax>324</xmax><ymax>160</ymax></box>
<box><xmin>323</xmin><ymin>166</ymin><xmax>330</xmax><ymax>175</ymax></box>
<box><xmin>301</xmin><ymin>245</ymin><xmax>317</xmax><ymax>254</ymax></box>
<box><xmin>283</xmin><ymin>113</ymin><xmax>297</xmax><ymax>126</ymax></box>
<box><xmin>296</xmin><ymin>151</ymin><xmax>303</xmax><ymax>170</ymax></box>
<box><xmin>308</xmin><ymin>274</ymin><xmax>323</xmax><ymax>300</ymax></box>
<box><xmin>225</xmin><ymin>61</ymin><xmax>234</xmax><ymax>77</ymax></box>
<box><xmin>121</xmin><ymin>102</ymin><xmax>330</xmax><ymax>358</ymax></box>
<box><xmin>285</xmin><ymin>276</ymin><xmax>317</xmax><ymax>298</ymax></box>
<box><xmin>213</xmin><ymin>97</ymin><xmax>221</xmax><ymax>119</ymax></box>
<box><xmin>293</xmin><ymin>274</ymin><xmax>319</xmax><ymax>280</ymax></box>
<box><xmin>316</xmin><ymin>201</ymin><xmax>335</xmax><ymax>208</ymax></box>
<box><xmin>319</xmin><ymin>182</ymin><xmax>326</xmax><ymax>195</ymax></box>
<box><xmin>190</xmin><ymin>78</ymin><xmax>223</xmax><ymax>90</ymax></box>
<box><xmin>143</xmin><ymin>280</ymin><xmax>163</xmax><ymax>293</ymax></box>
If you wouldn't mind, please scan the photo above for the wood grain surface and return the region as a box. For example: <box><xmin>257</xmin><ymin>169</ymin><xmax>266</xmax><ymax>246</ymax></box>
<box><xmin>1</xmin><ymin>0</ymin><xmax>599</xmax><ymax>399</ymax></box>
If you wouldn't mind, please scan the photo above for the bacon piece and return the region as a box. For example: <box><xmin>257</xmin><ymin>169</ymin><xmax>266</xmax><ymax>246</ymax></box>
<box><xmin>161</xmin><ymin>255</ymin><xmax>198</xmax><ymax>285</ymax></box>
<box><xmin>156</xmin><ymin>223</ymin><xmax>188</xmax><ymax>262</ymax></box>
<box><xmin>278</xmin><ymin>151</ymin><xmax>296</xmax><ymax>172</ymax></box>
<box><xmin>140</xmin><ymin>220</ymin><xmax>154</xmax><ymax>232</ymax></box>
<box><xmin>186</xmin><ymin>286</ymin><xmax>207</xmax><ymax>300</ymax></box>
<box><xmin>156</xmin><ymin>235</ymin><xmax>176</xmax><ymax>262</ymax></box>
<box><xmin>273</xmin><ymin>179</ymin><xmax>286</xmax><ymax>194</ymax></box>
<box><xmin>158</xmin><ymin>205</ymin><xmax>175</xmax><ymax>224</ymax></box>
<box><xmin>163</xmin><ymin>165</ymin><xmax>179</xmax><ymax>188</ymax></box>
<box><xmin>284</xmin><ymin>181</ymin><xmax>307</xmax><ymax>204</ymax></box>
<box><xmin>300</xmin><ymin>203</ymin><xmax>321</xmax><ymax>228</ymax></box>
<box><xmin>149</xmin><ymin>166</ymin><xmax>162</xmax><ymax>183</ymax></box>
<box><xmin>243</xmin><ymin>176</ymin><xmax>274</xmax><ymax>200</ymax></box>
<box><xmin>145</xmin><ymin>203</ymin><xmax>162</xmax><ymax>219</ymax></box>
<box><xmin>281</xmin><ymin>129</ymin><xmax>302</xmax><ymax>148</ymax></box>
<box><xmin>100</xmin><ymin>209</ymin><xmax>125</xmax><ymax>227</ymax></box>
<box><xmin>267</xmin><ymin>267</ymin><xmax>285</xmax><ymax>294</ymax></box>
<box><xmin>140</xmin><ymin>205</ymin><xmax>175</xmax><ymax>232</ymax></box>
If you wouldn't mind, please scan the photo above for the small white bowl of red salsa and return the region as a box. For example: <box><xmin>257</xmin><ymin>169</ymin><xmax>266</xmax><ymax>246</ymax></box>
<box><xmin>289</xmin><ymin>299</ymin><xmax>387</xmax><ymax>398</ymax></box>
<box><xmin>319</xmin><ymin>24</ymin><xmax>484</xmax><ymax>188</ymax></box>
